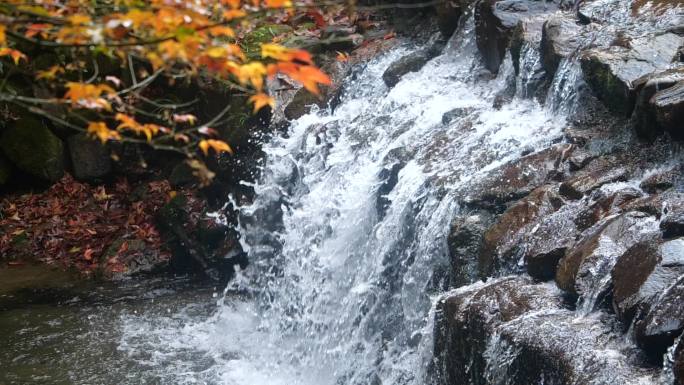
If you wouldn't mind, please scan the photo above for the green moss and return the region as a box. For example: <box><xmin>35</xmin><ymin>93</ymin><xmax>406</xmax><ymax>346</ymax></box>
<box><xmin>241</xmin><ymin>24</ymin><xmax>294</xmax><ymax>60</ymax></box>
<box><xmin>0</xmin><ymin>117</ymin><xmax>65</xmax><ymax>182</ymax></box>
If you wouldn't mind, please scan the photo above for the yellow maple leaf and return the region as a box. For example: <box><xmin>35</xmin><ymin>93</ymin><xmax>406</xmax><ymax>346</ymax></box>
<box><xmin>68</xmin><ymin>14</ymin><xmax>92</xmax><ymax>26</ymax></box>
<box><xmin>237</xmin><ymin>62</ymin><xmax>267</xmax><ymax>90</ymax></box>
<box><xmin>0</xmin><ymin>25</ymin><xmax>5</xmax><ymax>45</ymax></box>
<box><xmin>0</xmin><ymin>48</ymin><xmax>27</xmax><ymax>65</ymax></box>
<box><xmin>87</xmin><ymin>121</ymin><xmax>121</xmax><ymax>143</ymax></box>
<box><xmin>199</xmin><ymin>139</ymin><xmax>234</xmax><ymax>156</ymax></box>
<box><xmin>248</xmin><ymin>93</ymin><xmax>275</xmax><ymax>113</ymax></box>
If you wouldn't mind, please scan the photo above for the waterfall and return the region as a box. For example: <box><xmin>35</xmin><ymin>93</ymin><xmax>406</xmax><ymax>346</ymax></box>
<box><xmin>117</xmin><ymin>17</ymin><xmax>570</xmax><ymax>385</ymax></box>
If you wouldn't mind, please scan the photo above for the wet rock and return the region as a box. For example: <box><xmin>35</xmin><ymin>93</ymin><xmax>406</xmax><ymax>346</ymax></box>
<box><xmin>640</xmin><ymin>164</ymin><xmax>682</xmax><ymax>193</ymax></box>
<box><xmin>633</xmin><ymin>68</ymin><xmax>684</xmax><ymax>141</ymax></box>
<box><xmin>0</xmin><ymin>117</ymin><xmax>65</xmax><ymax>183</ymax></box>
<box><xmin>556</xmin><ymin>212</ymin><xmax>660</xmax><ymax>303</ymax></box>
<box><xmin>509</xmin><ymin>16</ymin><xmax>549</xmax><ymax>99</ymax></box>
<box><xmin>284</xmin><ymin>88</ymin><xmax>321</xmax><ymax>120</ymax></box>
<box><xmin>573</xmin><ymin>186</ymin><xmax>644</xmax><ymax>231</ymax></box>
<box><xmin>492</xmin><ymin>310</ymin><xmax>660</xmax><ymax>385</ymax></box>
<box><xmin>382</xmin><ymin>44</ymin><xmax>443</xmax><ymax>88</ymax></box>
<box><xmin>579</xmin><ymin>33</ymin><xmax>682</xmax><ymax>116</ymax></box>
<box><xmin>540</xmin><ymin>14</ymin><xmax>582</xmax><ymax>75</ymax></box>
<box><xmin>524</xmin><ymin>202</ymin><xmax>580</xmax><ymax>280</ymax></box>
<box><xmin>675</xmin><ymin>337</ymin><xmax>684</xmax><ymax>385</ymax></box>
<box><xmin>652</xmin><ymin>81</ymin><xmax>684</xmax><ymax>140</ymax></box>
<box><xmin>662</xmin><ymin>199</ymin><xmax>684</xmax><ymax>238</ymax></box>
<box><xmin>478</xmin><ymin>185</ymin><xmax>563</xmax><ymax>278</ymax></box>
<box><xmin>463</xmin><ymin>143</ymin><xmax>574</xmax><ymax>209</ymax></box>
<box><xmin>611</xmin><ymin>237</ymin><xmax>684</xmax><ymax>324</ymax></box>
<box><xmin>434</xmin><ymin>276</ymin><xmax>563</xmax><ymax>385</ymax></box>
<box><xmin>474</xmin><ymin>0</ymin><xmax>559</xmax><ymax>73</ymax></box>
<box><xmin>442</xmin><ymin>107</ymin><xmax>473</xmax><ymax>125</ymax></box>
<box><xmin>558</xmin><ymin>155</ymin><xmax>630</xmax><ymax>200</ymax></box>
<box><xmin>448</xmin><ymin>211</ymin><xmax>495</xmax><ymax>286</ymax></box>
<box><xmin>436</xmin><ymin>0</ymin><xmax>463</xmax><ymax>38</ymax></box>
<box><xmin>67</xmin><ymin>134</ymin><xmax>112</xmax><ymax>181</ymax></box>
<box><xmin>636</xmin><ymin>274</ymin><xmax>684</xmax><ymax>358</ymax></box>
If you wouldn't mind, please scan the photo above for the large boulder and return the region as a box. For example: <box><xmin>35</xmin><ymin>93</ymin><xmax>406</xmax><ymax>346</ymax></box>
<box><xmin>435</xmin><ymin>276</ymin><xmax>658</xmax><ymax>385</ymax></box>
<box><xmin>661</xmin><ymin>194</ymin><xmax>684</xmax><ymax>239</ymax></box>
<box><xmin>474</xmin><ymin>0</ymin><xmax>559</xmax><ymax>73</ymax></box>
<box><xmin>555</xmin><ymin>212</ymin><xmax>660</xmax><ymax>305</ymax></box>
<box><xmin>579</xmin><ymin>33</ymin><xmax>682</xmax><ymax>116</ymax></box>
<box><xmin>0</xmin><ymin>118</ymin><xmax>65</xmax><ymax>183</ymax></box>
<box><xmin>67</xmin><ymin>134</ymin><xmax>112</xmax><ymax>181</ymax></box>
<box><xmin>434</xmin><ymin>276</ymin><xmax>563</xmax><ymax>385</ymax></box>
<box><xmin>478</xmin><ymin>185</ymin><xmax>563</xmax><ymax>278</ymax></box>
<box><xmin>540</xmin><ymin>13</ymin><xmax>582</xmax><ymax>75</ymax></box>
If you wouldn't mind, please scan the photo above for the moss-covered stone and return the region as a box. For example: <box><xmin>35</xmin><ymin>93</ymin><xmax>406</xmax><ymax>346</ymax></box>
<box><xmin>0</xmin><ymin>118</ymin><xmax>65</xmax><ymax>182</ymax></box>
<box><xmin>0</xmin><ymin>154</ymin><xmax>12</xmax><ymax>185</ymax></box>
<box><xmin>241</xmin><ymin>24</ymin><xmax>294</xmax><ymax>60</ymax></box>
<box><xmin>67</xmin><ymin>134</ymin><xmax>112</xmax><ymax>181</ymax></box>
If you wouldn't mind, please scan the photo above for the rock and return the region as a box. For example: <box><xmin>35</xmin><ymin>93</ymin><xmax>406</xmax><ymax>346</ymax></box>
<box><xmin>662</xmin><ymin>200</ymin><xmax>684</xmax><ymax>238</ymax></box>
<box><xmin>633</xmin><ymin>68</ymin><xmax>684</xmax><ymax>141</ymax></box>
<box><xmin>0</xmin><ymin>155</ymin><xmax>12</xmax><ymax>185</ymax></box>
<box><xmin>675</xmin><ymin>337</ymin><xmax>684</xmax><ymax>385</ymax></box>
<box><xmin>436</xmin><ymin>0</ymin><xmax>463</xmax><ymax>38</ymax></box>
<box><xmin>558</xmin><ymin>155</ymin><xmax>630</xmax><ymax>200</ymax></box>
<box><xmin>652</xmin><ymin>81</ymin><xmax>684</xmax><ymax>140</ymax></box>
<box><xmin>67</xmin><ymin>134</ymin><xmax>111</xmax><ymax>181</ymax></box>
<box><xmin>479</xmin><ymin>185</ymin><xmax>563</xmax><ymax>278</ymax></box>
<box><xmin>435</xmin><ymin>276</ymin><xmax>654</xmax><ymax>385</ymax></box>
<box><xmin>636</xmin><ymin>274</ymin><xmax>684</xmax><ymax>358</ymax></box>
<box><xmin>241</xmin><ymin>24</ymin><xmax>294</xmax><ymax>59</ymax></box>
<box><xmin>509</xmin><ymin>15</ymin><xmax>549</xmax><ymax>99</ymax></box>
<box><xmin>524</xmin><ymin>202</ymin><xmax>580</xmax><ymax>280</ymax></box>
<box><xmin>434</xmin><ymin>276</ymin><xmax>563</xmax><ymax>385</ymax></box>
<box><xmin>442</xmin><ymin>107</ymin><xmax>473</xmax><ymax>125</ymax></box>
<box><xmin>463</xmin><ymin>143</ymin><xmax>574</xmax><ymax>209</ymax></box>
<box><xmin>556</xmin><ymin>212</ymin><xmax>660</xmax><ymax>304</ymax></box>
<box><xmin>169</xmin><ymin>161</ymin><xmax>197</xmax><ymax>187</ymax></box>
<box><xmin>640</xmin><ymin>164</ymin><xmax>682</xmax><ymax>193</ymax></box>
<box><xmin>540</xmin><ymin>14</ymin><xmax>582</xmax><ymax>75</ymax></box>
<box><xmin>282</xmin><ymin>59</ymin><xmax>349</xmax><ymax>120</ymax></box>
<box><xmin>448</xmin><ymin>211</ymin><xmax>495</xmax><ymax>286</ymax></box>
<box><xmin>382</xmin><ymin>44</ymin><xmax>443</xmax><ymax>88</ymax></box>
<box><xmin>579</xmin><ymin>33</ymin><xmax>683</xmax><ymax>116</ymax></box>
<box><xmin>611</xmin><ymin>237</ymin><xmax>684</xmax><ymax>324</ymax></box>
<box><xmin>474</xmin><ymin>0</ymin><xmax>559</xmax><ymax>73</ymax></box>
<box><xmin>573</xmin><ymin>186</ymin><xmax>644</xmax><ymax>231</ymax></box>
<box><xmin>0</xmin><ymin>117</ymin><xmax>65</xmax><ymax>183</ymax></box>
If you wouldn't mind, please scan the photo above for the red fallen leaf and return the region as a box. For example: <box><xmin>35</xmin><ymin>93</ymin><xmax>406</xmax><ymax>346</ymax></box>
<box><xmin>118</xmin><ymin>241</ymin><xmax>129</xmax><ymax>254</ymax></box>
<box><xmin>383</xmin><ymin>31</ymin><xmax>396</xmax><ymax>40</ymax></box>
<box><xmin>83</xmin><ymin>248</ymin><xmax>94</xmax><ymax>261</ymax></box>
<box><xmin>306</xmin><ymin>8</ymin><xmax>326</xmax><ymax>28</ymax></box>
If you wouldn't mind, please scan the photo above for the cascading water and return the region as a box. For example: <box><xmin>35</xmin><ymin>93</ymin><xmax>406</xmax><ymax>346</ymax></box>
<box><xmin>117</xmin><ymin>17</ymin><xmax>572</xmax><ymax>385</ymax></box>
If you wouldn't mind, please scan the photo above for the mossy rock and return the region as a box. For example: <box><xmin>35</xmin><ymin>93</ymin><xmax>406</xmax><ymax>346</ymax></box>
<box><xmin>0</xmin><ymin>155</ymin><xmax>12</xmax><ymax>185</ymax></box>
<box><xmin>242</xmin><ymin>24</ymin><xmax>294</xmax><ymax>60</ymax></box>
<box><xmin>0</xmin><ymin>117</ymin><xmax>65</xmax><ymax>182</ymax></box>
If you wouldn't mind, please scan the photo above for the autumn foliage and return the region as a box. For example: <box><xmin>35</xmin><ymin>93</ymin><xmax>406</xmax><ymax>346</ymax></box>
<box><xmin>0</xmin><ymin>0</ymin><xmax>334</xmax><ymax>181</ymax></box>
